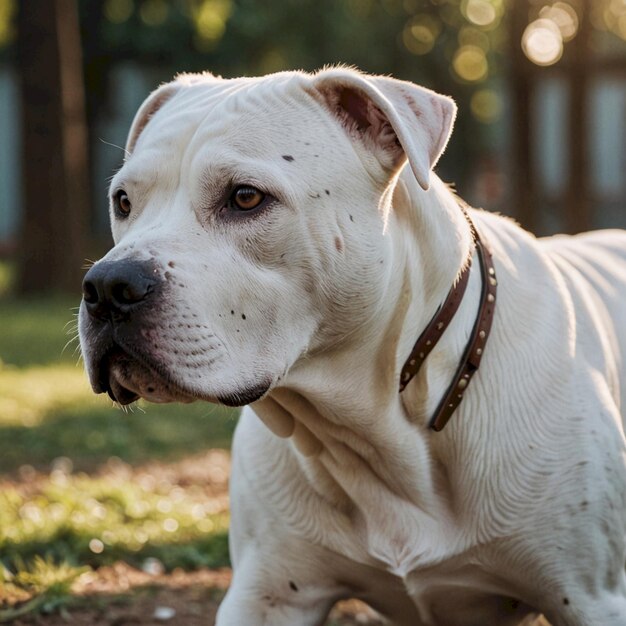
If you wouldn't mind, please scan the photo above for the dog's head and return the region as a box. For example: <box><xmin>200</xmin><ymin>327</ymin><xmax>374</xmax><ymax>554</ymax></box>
<box><xmin>79</xmin><ymin>68</ymin><xmax>456</xmax><ymax>406</ymax></box>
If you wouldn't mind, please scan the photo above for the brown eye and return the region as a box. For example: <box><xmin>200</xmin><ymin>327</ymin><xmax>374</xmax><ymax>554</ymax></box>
<box><xmin>114</xmin><ymin>189</ymin><xmax>131</xmax><ymax>218</ymax></box>
<box><xmin>230</xmin><ymin>186</ymin><xmax>265</xmax><ymax>211</ymax></box>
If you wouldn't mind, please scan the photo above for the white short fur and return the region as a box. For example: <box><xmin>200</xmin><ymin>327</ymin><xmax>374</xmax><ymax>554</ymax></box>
<box><xmin>79</xmin><ymin>68</ymin><xmax>626</xmax><ymax>626</ymax></box>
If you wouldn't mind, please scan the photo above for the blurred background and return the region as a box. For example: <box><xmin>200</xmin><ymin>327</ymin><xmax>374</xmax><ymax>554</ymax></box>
<box><xmin>0</xmin><ymin>0</ymin><xmax>626</xmax><ymax>294</ymax></box>
<box><xmin>0</xmin><ymin>1</ymin><xmax>625</xmax><ymax>624</ymax></box>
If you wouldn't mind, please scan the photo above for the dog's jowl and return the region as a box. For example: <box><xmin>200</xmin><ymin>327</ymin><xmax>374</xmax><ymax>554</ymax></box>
<box><xmin>79</xmin><ymin>68</ymin><xmax>626</xmax><ymax>626</ymax></box>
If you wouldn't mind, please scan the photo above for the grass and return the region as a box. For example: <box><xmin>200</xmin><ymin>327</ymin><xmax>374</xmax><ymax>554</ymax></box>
<box><xmin>0</xmin><ymin>278</ymin><xmax>238</xmax><ymax>617</ymax></box>
<box><xmin>0</xmin><ymin>296</ymin><xmax>238</xmax><ymax>472</ymax></box>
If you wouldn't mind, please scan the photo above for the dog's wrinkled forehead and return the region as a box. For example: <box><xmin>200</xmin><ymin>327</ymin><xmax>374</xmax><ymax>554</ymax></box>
<box><xmin>123</xmin><ymin>68</ymin><xmax>456</xmax><ymax>197</ymax></box>
<box><xmin>129</xmin><ymin>74</ymin><xmax>332</xmax><ymax>163</ymax></box>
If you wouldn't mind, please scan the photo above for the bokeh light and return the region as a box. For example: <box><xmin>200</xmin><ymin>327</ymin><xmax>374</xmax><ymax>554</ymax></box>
<box><xmin>453</xmin><ymin>44</ymin><xmax>489</xmax><ymax>81</ymax></box>
<box><xmin>462</xmin><ymin>0</ymin><xmax>498</xmax><ymax>28</ymax></box>
<box><xmin>194</xmin><ymin>0</ymin><xmax>231</xmax><ymax>43</ymax></box>
<box><xmin>522</xmin><ymin>18</ymin><xmax>564</xmax><ymax>66</ymax></box>
<box><xmin>0</xmin><ymin>0</ymin><xmax>14</xmax><ymax>47</ymax></box>
<box><xmin>539</xmin><ymin>2</ymin><xmax>579</xmax><ymax>41</ymax></box>
<box><xmin>403</xmin><ymin>14</ymin><xmax>441</xmax><ymax>55</ymax></box>
<box><xmin>591</xmin><ymin>0</ymin><xmax>626</xmax><ymax>39</ymax></box>
<box><xmin>139</xmin><ymin>0</ymin><xmax>168</xmax><ymax>27</ymax></box>
<box><xmin>88</xmin><ymin>538</ymin><xmax>104</xmax><ymax>554</ymax></box>
<box><xmin>103</xmin><ymin>0</ymin><xmax>134</xmax><ymax>24</ymax></box>
<box><xmin>458</xmin><ymin>25</ymin><xmax>491</xmax><ymax>50</ymax></box>
<box><xmin>470</xmin><ymin>88</ymin><xmax>503</xmax><ymax>122</ymax></box>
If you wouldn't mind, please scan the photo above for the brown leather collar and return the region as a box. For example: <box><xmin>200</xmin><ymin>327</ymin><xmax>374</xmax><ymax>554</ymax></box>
<box><xmin>399</xmin><ymin>209</ymin><xmax>497</xmax><ymax>431</ymax></box>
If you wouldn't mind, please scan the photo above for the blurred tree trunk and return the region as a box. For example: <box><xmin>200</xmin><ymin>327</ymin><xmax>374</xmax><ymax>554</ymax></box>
<box><xmin>509</xmin><ymin>0</ymin><xmax>536</xmax><ymax>233</ymax></box>
<box><xmin>17</xmin><ymin>0</ymin><xmax>89</xmax><ymax>294</ymax></box>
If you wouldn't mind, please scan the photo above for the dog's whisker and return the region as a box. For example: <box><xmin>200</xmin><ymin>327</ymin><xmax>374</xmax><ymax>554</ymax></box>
<box><xmin>99</xmin><ymin>137</ymin><xmax>130</xmax><ymax>157</ymax></box>
<box><xmin>64</xmin><ymin>319</ymin><xmax>79</xmax><ymax>333</ymax></box>
<box><xmin>61</xmin><ymin>335</ymin><xmax>80</xmax><ymax>356</ymax></box>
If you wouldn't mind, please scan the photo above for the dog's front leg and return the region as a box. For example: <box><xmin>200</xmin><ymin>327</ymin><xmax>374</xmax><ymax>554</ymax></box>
<box><xmin>543</xmin><ymin>593</ymin><xmax>626</xmax><ymax>626</ymax></box>
<box><xmin>215</xmin><ymin>409</ymin><xmax>356</xmax><ymax>625</ymax></box>
<box><xmin>215</xmin><ymin>545</ymin><xmax>341</xmax><ymax>626</ymax></box>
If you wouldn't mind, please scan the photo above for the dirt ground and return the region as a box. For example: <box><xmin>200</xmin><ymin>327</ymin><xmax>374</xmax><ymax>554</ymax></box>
<box><xmin>8</xmin><ymin>562</ymin><xmax>383</xmax><ymax>626</ymax></box>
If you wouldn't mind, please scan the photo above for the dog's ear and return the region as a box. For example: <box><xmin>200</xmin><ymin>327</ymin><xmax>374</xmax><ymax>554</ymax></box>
<box><xmin>311</xmin><ymin>69</ymin><xmax>456</xmax><ymax>190</ymax></box>
<box><xmin>125</xmin><ymin>82</ymin><xmax>181</xmax><ymax>155</ymax></box>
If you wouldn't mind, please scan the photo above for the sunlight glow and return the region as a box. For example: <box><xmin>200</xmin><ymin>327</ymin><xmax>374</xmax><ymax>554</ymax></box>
<box><xmin>462</xmin><ymin>0</ymin><xmax>497</xmax><ymax>28</ymax></box>
<box><xmin>522</xmin><ymin>18</ymin><xmax>564</xmax><ymax>66</ymax></box>
<box><xmin>539</xmin><ymin>2</ymin><xmax>579</xmax><ymax>41</ymax></box>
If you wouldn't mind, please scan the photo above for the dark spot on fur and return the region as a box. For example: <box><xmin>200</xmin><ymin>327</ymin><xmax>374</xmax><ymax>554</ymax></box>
<box><xmin>230</xmin><ymin>310</ymin><xmax>234</xmax><ymax>315</ymax></box>
<box><xmin>168</xmin><ymin>261</ymin><xmax>175</xmax><ymax>268</ymax></box>
<box><xmin>580</xmin><ymin>500</ymin><xmax>588</xmax><ymax>509</ymax></box>
<box><xmin>563</xmin><ymin>597</ymin><xmax>569</xmax><ymax>605</ymax></box>
<box><xmin>289</xmin><ymin>580</ymin><xmax>298</xmax><ymax>592</ymax></box>
<box><xmin>334</xmin><ymin>236</ymin><xmax>343</xmax><ymax>252</ymax></box>
<box><xmin>349</xmin><ymin>214</ymin><xmax>354</xmax><ymax>222</ymax></box>
<box><xmin>325</xmin><ymin>189</ymin><xmax>330</xmax><ymax>195</ymax></box>
<box><xmin>241</xmin><ymin>313</ymin><xmax>246</xmax><ymax>320</ymax></box>
<box><xmin>282</xmin><ymin>155</ymin><xmax>294</xmax><ymax>162</ymax></box>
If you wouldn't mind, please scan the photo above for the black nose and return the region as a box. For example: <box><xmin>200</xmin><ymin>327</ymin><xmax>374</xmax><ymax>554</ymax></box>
<box><xmin>82</xmin><ymin>260</ymin><xmax>158</xmax><ymax>320</ymax></box>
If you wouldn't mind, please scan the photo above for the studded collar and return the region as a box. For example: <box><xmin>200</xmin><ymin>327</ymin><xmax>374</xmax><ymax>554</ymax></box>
<box><xmin>399</xmin><ymin>207</ymin><xmax>497</xmax><ymax>431</ymax></box>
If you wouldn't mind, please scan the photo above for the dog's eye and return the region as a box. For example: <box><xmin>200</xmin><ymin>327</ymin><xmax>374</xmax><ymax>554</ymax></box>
<box><xmin>230</xmin><ymin>186</ymin><xmax>266</xmax><ymax>211</ymax></box>
<box><xmin>114</xmin><ymin>189</ymin><xmax>132</xmax><ymax>218</ymax></box>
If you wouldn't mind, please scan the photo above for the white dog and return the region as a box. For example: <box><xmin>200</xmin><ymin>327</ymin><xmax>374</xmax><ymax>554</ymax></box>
<box><xmin>79</xmin><ymin>67</ymin><xmax>626</xmax><ymax>625</ymax></box>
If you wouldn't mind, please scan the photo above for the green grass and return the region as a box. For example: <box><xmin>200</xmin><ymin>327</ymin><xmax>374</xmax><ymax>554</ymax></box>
<box><xmin>0</xmin><ymin>283</ymin><xmax>238</xmax><ymax>614</ymax></box>
<box><xmin>0</xmin><ymin>296</ymin><xmax>238</xmax><ymax>472</ymax></box>
<box><xmin>0</xmin><ymin>558</ymin><xmax>87</xmax><ymax>622</ymax></box>
<box><xmin>0</xmin><ymin>470</ymin><xmax>230</xmax><ymax>573</ymax></box>
<box><xmin>0</xmin><ymin>295</ymin><xmax>81</xmax><ymax>368</ymax></box>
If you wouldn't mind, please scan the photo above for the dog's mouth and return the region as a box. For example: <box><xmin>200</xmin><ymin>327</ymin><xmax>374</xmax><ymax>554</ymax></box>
<box><xmin>97</xmin><ymin>346</ymin><xmax>196</xmax><ymax>405</ymax></box>
<box><xmin>94</xmin><ymin>344</ymin><xmax>272</xmax><ymax>408</ymax></box>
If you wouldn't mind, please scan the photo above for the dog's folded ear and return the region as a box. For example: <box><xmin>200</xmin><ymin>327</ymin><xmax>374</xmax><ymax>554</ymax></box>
<box><xmin>125</xmin><ymin>82</ymin><xmax>181</xmax><ymax>155</ymax></box>
<box><xmin>310</xmin><ymin>68</ymin><xmax>456</xmax><ymax>190</ymax></box>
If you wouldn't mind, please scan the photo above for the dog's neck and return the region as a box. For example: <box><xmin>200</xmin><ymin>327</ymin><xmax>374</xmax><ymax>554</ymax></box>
<box><xmin>256</xmin><ymin>171</ymin><xmax>481</xmax><ymax>529</ymax></box>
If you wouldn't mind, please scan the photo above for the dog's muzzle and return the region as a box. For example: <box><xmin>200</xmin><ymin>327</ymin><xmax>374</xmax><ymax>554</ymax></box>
<box><xmin>81</xmin><ymin>259</ymin><xmax>168</xmax><ymax>404</ymax></box>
